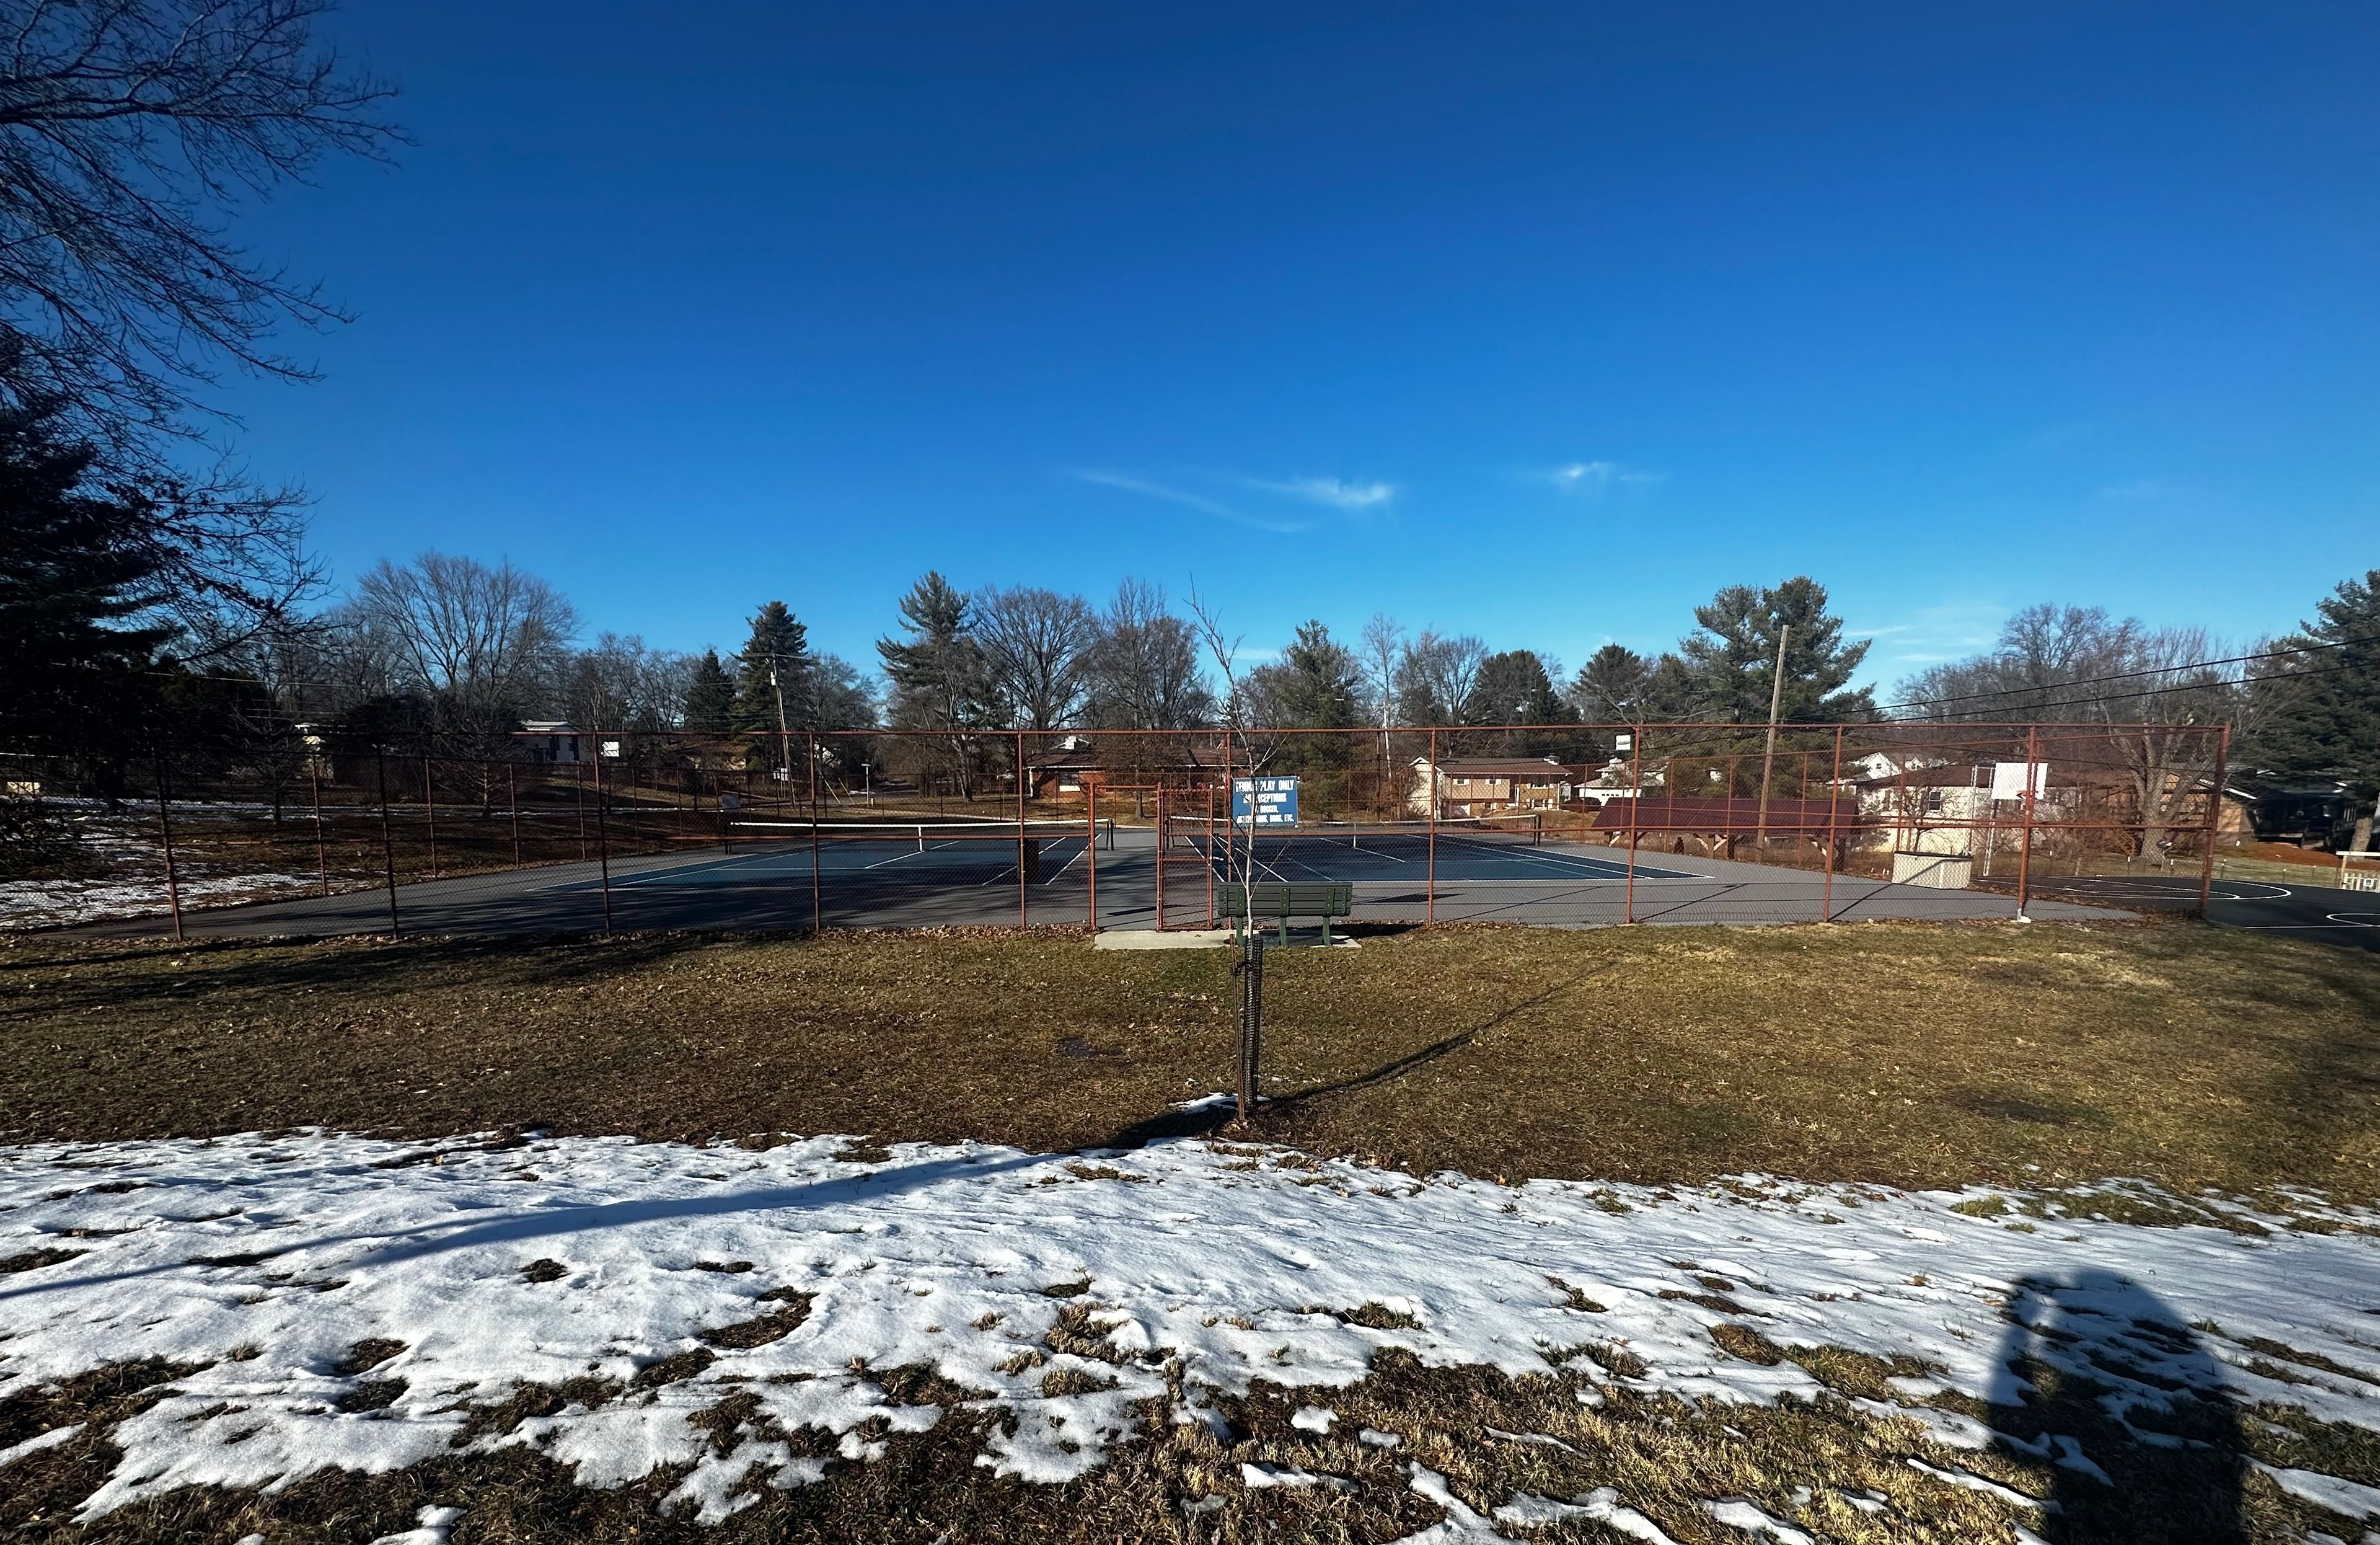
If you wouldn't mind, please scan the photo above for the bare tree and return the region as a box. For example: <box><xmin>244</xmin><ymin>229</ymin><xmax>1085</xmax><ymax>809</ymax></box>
<box><xmin>0</xmin><ymin>0</ymin><xmax>402</xmax><ymax>456</ymax></box>
<box><xmin>1395</xmin><ymin>630</ymin><xmax>1489</xmax><ymax>725</ymax></box>
<box><xmin>1359</xmin><ymin>614</ymin><xmax>1404</xmax><ymax>734</ymax></box>
<box><xmin>348</xmin><ymin>552</ymin><xmax>577</xmax><ymax>751</ymax></box>
<box><xmin>974</xmin><ymin>584</ymin><xmax>1097</xmax><ymax>732</ymax></box>
<box><xmin>563</xmin><ymin>634</ymin><xmax>691</xmax><ymax>733</ymax></box>
<box><xmin>1892</xmin><ymin>606</ymin><xmax>2239</xmax><ymax>858</ymax></box>
<box><xmin>1084</xmin><ymin>578</ymin><xmax>1214</xmax><ymax>730</ymax></box>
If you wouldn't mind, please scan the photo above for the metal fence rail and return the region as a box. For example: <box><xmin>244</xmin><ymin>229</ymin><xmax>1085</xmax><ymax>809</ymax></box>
<box><xmin>0</xmin><ymin>720</ymin><xmax>2233</xmax><ymax>940</ymax></box>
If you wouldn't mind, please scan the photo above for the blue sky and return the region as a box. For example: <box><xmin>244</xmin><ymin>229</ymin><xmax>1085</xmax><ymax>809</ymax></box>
<box><xmin>214</xmin><ymin>1</ymin><xmax>2377</xmax><ymax>695</ymax></box>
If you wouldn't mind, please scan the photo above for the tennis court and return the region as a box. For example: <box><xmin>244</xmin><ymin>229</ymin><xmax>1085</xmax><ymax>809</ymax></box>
<box><xmin>1165</xmin><ymin>817</ymin><xmax>1702</xmax><ymax>884</ymax></box>
<box><xmin>60</xmin><ymin>815</ymin><xmax>2133</xmax><ymax>939</ymax></box>
<box><xmin>589</xmin><ymin>819</ymin><xmax>1113</xmax><ymax>892</ymax></box>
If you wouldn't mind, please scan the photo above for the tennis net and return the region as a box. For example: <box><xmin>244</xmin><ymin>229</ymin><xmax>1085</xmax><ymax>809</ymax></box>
<box><xmin>1161</xmin><ymin>813</ymin><xmax>1544</xmax><ymax>859</ymax></box>
<box><xmin>729</xmin><ymin>818</ymin><xmax>1115</xmax><ymax>851</ymax></box>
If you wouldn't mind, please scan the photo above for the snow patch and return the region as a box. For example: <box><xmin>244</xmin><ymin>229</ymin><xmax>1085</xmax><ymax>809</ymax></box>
<box><xmin>1</xmin><ymin>1131</ymin><xmax>2375</xmax><ymax>1521</ymax></box>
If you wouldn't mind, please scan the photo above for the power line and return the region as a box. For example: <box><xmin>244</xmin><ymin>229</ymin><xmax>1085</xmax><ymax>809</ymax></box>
<box><xmin>1877</xmin><ymin>632</ymin><xmax>2375</xmax><ymax>714</ymax></box>
<box><xmin>1905</xmin><ymin>653</ymin><xmax>2360</xmax><ymax>723</ymax></box>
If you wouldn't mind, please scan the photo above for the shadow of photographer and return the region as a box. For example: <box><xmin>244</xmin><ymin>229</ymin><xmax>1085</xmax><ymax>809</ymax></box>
<box><xmin>1990</xmin><ymin>1271</ymin><xmax>2247</xmax><ymax>1544</ymax></box>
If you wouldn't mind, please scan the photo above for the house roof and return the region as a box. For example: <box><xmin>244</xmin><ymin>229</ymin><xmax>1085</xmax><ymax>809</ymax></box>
<box><xmin>1028</xmin><ymin>742</ymin><xmax>1231</xmax><ymax>772</ymax></box>
<box><xmin>1421</xmin><ymin>757</ymin><xmax>1574</xmax><ymax>777</ymax></box>
<box><xmin>1590</xmin><ymin>795</ymin><xmax>1856</xmax><ymax>833</ymax></box>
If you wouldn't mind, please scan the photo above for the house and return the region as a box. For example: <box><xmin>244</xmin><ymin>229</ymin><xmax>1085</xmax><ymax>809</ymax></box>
<box><xmin>1851</xmin><ymin>764</ymin><xmax>2002</xmax><ymax>856</ymax></box>
<box><xmin>2233</xmin><ymin>778</ymin><xmax>2363</xmax><ymax>849</ymax></box>
<box><xmin>1023</xmin><ymin>735</ymin><xmax>1232</xmax><ymax>800</ymax></box>
<box><xmin>1408</xmin><ymin>756</ymin><xmax>1572</xmax><ymax>817</ymax></box>
<box><xmin>1571</xmin><ymin>756</ymin><xmax>1652</xmax><ymax>809</ymax></box>
<box><xmin>519</xmin><ymin>721</ymin><xmax>587</xmax><ymax>764</ymax></box>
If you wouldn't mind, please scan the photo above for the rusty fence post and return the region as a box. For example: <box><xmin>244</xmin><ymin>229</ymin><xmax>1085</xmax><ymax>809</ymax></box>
<box><xmin>376</xmin><ymin>748</ymin><xmax>401</xmax><ymax>936</ymax></box>
<box><xmin>592</xmin><ymin>743</ymin><xmax>614</xmax><ymax>935</ymax></box>
<box><xmin>508</xmin><ymin>763</ymin><xmax>522</xmax><ymax>864</ymax></box>
<box><xmin>1086</xmin><ymin>779</ymin><xmax>1099</xmax><ymax>932</ymax></box>
<box><xmin>2016</xmin><ymin>725</ymin><xmax>2039</xmax><ymax>921</ymax></box>
<box><xmin>807</xmin><ymin>732</ymin><xmax>822</xmax><ymax>935</ymax></box>
<box><xmin>1822</xmin><ymin>726</ymin><xmax>1843</xmax><ymax>923</ymax></box>
<box><xmin>1623</xmin><ymin>728</ymin><xmax>1641</xmax><ymax>924</ymax></box>
<box><xmin>2198</xmin><ymin>723</ymin><xmax>2230</xmax><ymax>919</ymax></box>
<box><xmin>1016</xmin><ymin>729</ymin><xmax>1029</xmax><ymax>928</ymax></box>
<box><xmin>154</xmin><ymin>753</ymin><xmax>183</xmax><ymax>942</ymax></box>
<box><xmin>1155</xmin><ymin>783</ymin><xmax>1167</xmax><ymax>932</ymax></box>
<box><xmin>423</xmin><ymin>755</ymin><xmax>439</xmax><ymax>878</ymax></box>
<box><xmin>1204</xmin><ymin>785</ymin><xmax>1216</xmax><ymax>931</ymax></box>
<box><xmin>1425</xmin><ymin>728</ymin><xmax>1438</xmax><ymax>925</ymax></box>
<box><xmin>309</xmin><ymin>762</ymin><xmax>330</xmax><ymax>897</ymax></box>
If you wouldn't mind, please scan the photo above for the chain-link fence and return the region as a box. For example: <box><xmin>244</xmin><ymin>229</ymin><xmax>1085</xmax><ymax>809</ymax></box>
<box><xmin>0</xmin><ymin>720</ymin><xmax>2232</xmax><ymax>939</ymax></box>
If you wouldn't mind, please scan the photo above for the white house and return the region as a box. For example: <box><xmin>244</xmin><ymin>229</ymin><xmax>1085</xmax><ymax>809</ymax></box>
<box><xmin>1407</xmin><ymin>756</ymin><xmax>1573</xmax><ymax>817</ymax></box>
<box><xmin>519</xmin><ymin>721</ymin><xmax>587</xmax><ymax>764</ymax></box>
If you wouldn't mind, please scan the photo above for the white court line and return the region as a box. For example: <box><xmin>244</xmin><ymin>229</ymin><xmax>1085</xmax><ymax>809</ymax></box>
<box><xmin>2224</xmin><ymin>918</ymin><xmax>2376</xmax><ymax>929</ymax></box>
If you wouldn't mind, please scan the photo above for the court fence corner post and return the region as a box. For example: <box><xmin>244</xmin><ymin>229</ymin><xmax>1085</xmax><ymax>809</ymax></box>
<box><xmin>592</xmin><ymin>741</ymin><xmax>614</xmax><ymax>936</ymax></box>
<box><xmin>1623</xmin><ymin>727</ymin><xmax>1641</xmax><ymax>925</ymax></box>
<box><xmin>1425</xmin><ymin>728</ymin><xmax>1437</xmax><ymax>926</ymax></box>
<box><xmin>1086</xmin><ymin>778</ymin><xmax>1098</xmax><ymax>934</ymax></box>
<box><xmin>154</xmin><ymin>750</ymin><xmax>183</xmax><ymax>942</ymax></box>
<box><xmin>309</xmin><ymin>761</ymin><xmax>330</xmax><ymax>898</ymax></box>
<box><xmin>376</xmin><ymin>747</ymin><xmax>400</xmax><ymax>937</ymax></box>
<box><xmin>1016</xmin><ymin>729</ymin><xmax>1028</xmax><ymax>929</ymax></box>
<box><xmin>1822</xmin><ymin>725</ymin><xmax>1843</xmax><ymax>923</ymax></box>
<box><xmin>2015</xmin><ymin>724</ymin><xmax>2039</xmax><ymax>921</ymax></box>
<box><xmin>807</xmin><ymin>732</ymin><xmax>822</xmax><ymax>936</ymax></box>
<box><xmin>2197</xmin><ymin>722</ymin><xmax>2230</xmax><ymax>921</ymax></box>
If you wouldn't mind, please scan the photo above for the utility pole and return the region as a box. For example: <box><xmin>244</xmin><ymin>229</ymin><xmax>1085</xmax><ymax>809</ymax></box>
<box><xmin>770</xmin><ymin>656</ymin><xmax>794</xmax><ymax>800</ymax></box>
<box><xmin>1756</xmin><ymin>624</ymin><xmax>1790</xmax><ymax>851</ymax></box>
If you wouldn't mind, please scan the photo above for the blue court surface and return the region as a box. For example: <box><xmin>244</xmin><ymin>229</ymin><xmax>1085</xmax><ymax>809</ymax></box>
<box><xmin>560</xmin><ymin>831</ymin><xmax>1104</xmax><ymax>892</ymax></box>
<box><xmin>1179</xmin><ymin>831</ymin><xmax>1703</xmax><ymax>884</ymax></box>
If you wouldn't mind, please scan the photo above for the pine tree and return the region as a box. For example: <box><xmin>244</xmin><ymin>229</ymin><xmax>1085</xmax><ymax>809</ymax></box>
<box><xmin>0</xmin><ymin>397</ymin><xmax>174</xmax><ymax>751</ymax></box>
<box><xmin>1678</xmin><ymin>577</ymin><xmax>1875</xmax><ymax>723</ymax></box>
<box><xmin>1470</xmin><ymin>649</ymin><xmax>1580</xmax><ymax>756</ymax></box>
<box><xmin>878</xmin><ymin>572</ymin><xmax>992</xmax><ymax>796</ymax></box>
<box><xmin>729</xmin><ymin>602</ymin><xmax>811</xmax><ymax>738</ymax></box>
<box><xmin>2254</xmin><ymin>570</ymin><xmax>2380</xmax><ymax>849</ymax></box>
<box><xmin>681</xmin><ymin>649</ymin><xmax>735</xmax><ymax>735</ymax></box>
<box><xmin>1276</xmin><ymin>621</ymin><xmax>1362</xmax><ymax>729</ymax></box>
<box><xmin>1570</xmin><ymin>644</ymin><xmax>1651</xmax><ymax>722</ymax></box>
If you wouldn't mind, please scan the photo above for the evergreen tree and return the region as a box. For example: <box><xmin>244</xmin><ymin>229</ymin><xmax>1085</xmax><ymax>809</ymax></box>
<box><xmin>878</xmin><ymin>572</ymin><xmax>992</xmax><ymax>796</ymax></box>
<box><xmin>1470</xmin><ymin>650</ymin><xmax>1567</xmax><ymax>727</ymax></box>
<box><xmin>2253</xmin><ymin>570</ymin><xmax>2380</xmax><ymax>849</ymax></box>
<box><xmin>1470</xmin><ymin>649</ymin><xmax>1580</xmax><ymax>756</ymax></box>
<box><xmin>0</xmin><ymin>396</ymin><xmax>174</xmax><ymax>750</ymax></box>
<box><xmin>729</xmin><ymin>601</ymin><xmax>812</xmax><ymax>738</ymax></box>
<box><xmin>681</xmin><ymin>649</ymin><xmax>736</xmax><ymax>735</ymax></box>
<box><xmin>1569</xmin><ymin>644</ymin><xmax>1651</xmax><ymax>722</ymax></box>
<box><xmin>1276</xmin><ymin>621</ymin><xmax>1362</xmax><ymax>728</ymax></box>
<box><xmin>1677</xmin><ymin>577</ymin><xmax>1875</xmax><ymax>722</ymax></box>
<box><xmin>878</xmin><ymin>573</ymin><xmax>988</xmax><ymax>728</ymax></box>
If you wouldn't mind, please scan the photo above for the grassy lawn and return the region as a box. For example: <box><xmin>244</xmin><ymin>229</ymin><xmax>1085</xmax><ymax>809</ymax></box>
<box><xmin>6</xmin><ymin>917</ymin><xmax>2377</xmax><ymax>1203</ymax></box>
<box><xmin>7</xmin><ymin>918</ymin><xmax>2380</xmax><ymax>1544</ymax></box>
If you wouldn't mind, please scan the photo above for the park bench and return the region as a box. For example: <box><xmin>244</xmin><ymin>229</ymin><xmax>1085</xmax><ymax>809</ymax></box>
<box><xmin>1217</xmin><ymin>881</ymin><xmax>1355</xmax><ymax>945</ymax></box>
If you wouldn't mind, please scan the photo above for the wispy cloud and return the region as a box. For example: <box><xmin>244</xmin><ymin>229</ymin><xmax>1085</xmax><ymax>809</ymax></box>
<box><xmin>1246</xmin><ymin>475</ymin><xmax>1396</xmax><ymax>511</ymax></box>
<box><xmin>1541</xmin><ymin>461</ymin><xmax>1667</xmax><ymax>497</ymax></box>
<box><xmin>1073</xmin><ymin>470</ymin><xmax>1310</xmax><ymax>534</ymax></box>
<box><xmin>1844</xmin><ymin>601</ymin><xmax>2009</xmax><ymax>693</ymax></box>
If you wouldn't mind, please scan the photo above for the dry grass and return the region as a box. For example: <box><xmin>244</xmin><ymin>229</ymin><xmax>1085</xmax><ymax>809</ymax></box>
<box><xmin>4</xmin><ymin>919</ymin><xmax>2378</xmax><ymax>1201</ymax></box>
<box><xmin>4</xmin><ymin>1340</ymin><xmax>2366</xmax><ymax>1544</ymax></box>
<box><xmin>6</xmin><ymin>921</ymin><xmax>2379</xmax><ymax>1541</ymax></box>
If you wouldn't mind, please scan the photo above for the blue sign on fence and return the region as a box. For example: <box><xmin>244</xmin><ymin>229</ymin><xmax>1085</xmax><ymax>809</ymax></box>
<box><xmin>1232</xmin><ymin>776</ymin><xmax>1299</xmax><ymax>827</ymax></box>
